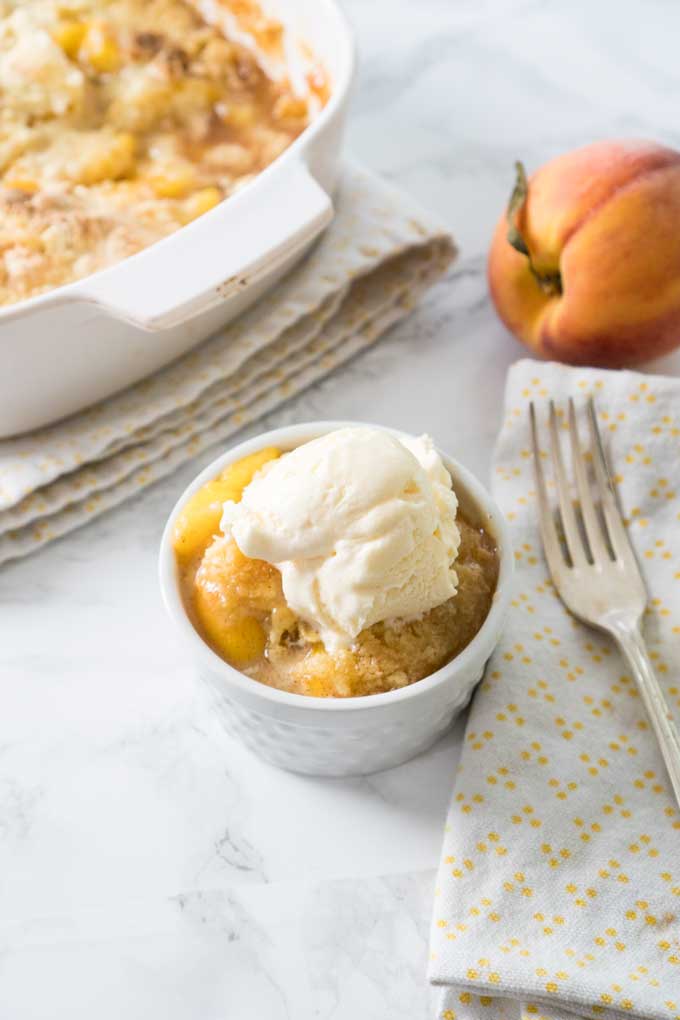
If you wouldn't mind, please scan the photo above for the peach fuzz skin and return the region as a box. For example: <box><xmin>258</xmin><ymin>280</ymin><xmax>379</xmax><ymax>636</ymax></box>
<box><xmin>487</xmin><ymin>140</ymin><xmax>680</xmax><ymax>367</ymax></box>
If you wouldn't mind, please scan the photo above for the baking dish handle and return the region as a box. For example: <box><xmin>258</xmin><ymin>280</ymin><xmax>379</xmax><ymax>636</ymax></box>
<box><xmin>75</xmin><ymin>160</ymin><xmax>334</xmax><ymax>331</ymax></box>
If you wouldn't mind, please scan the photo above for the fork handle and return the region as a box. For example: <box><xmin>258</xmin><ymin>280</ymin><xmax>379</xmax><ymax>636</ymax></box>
<box><xmin>610</xmin><ymin>621</ymin><xmax>680</xmax><ymax>807</ymax></box>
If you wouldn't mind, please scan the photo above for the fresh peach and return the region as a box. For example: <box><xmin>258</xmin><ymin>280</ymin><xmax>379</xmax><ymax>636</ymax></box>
<box><xmin>487</xmin><ymin>140</ymin><xmax>680</xmax><ymax>366</ymax></box>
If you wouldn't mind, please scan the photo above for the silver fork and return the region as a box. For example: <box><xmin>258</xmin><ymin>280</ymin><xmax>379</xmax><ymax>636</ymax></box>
<box><xmin>530</xmin><ymin>397</ymin><xmax>680</xmax><ymax>808</ymax></box>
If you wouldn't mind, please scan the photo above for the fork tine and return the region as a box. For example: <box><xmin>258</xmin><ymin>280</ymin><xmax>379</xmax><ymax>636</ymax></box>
<box><xmin>529</xmin><ymin>402</ymin><xmax>568</xmax><ymax>575</ymax></box>
<box><xmin>567</xmin><ymin>398</ymin><xmax>611</xmax><ymax>563</ymax></box>
<box><xmin>586</xmin><ymin>398</ymin><xmax>640</xmax><ymax>567</ymax></box>
<box><xmin>547</xmin><ymin>400</ymin><xmax>587</xmax><ymax>566</ymax></box>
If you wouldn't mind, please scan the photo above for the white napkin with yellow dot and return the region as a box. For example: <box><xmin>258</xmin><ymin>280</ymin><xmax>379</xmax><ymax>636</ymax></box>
<box><xmin>0</xmin><ymin>164</ymin><xmax>454</xmax><ymax>565</ymax></box>
<box><xmin>430</xmin><ymin>360</ymin><xmax>680</xmax><ymax>1020</ymax></box>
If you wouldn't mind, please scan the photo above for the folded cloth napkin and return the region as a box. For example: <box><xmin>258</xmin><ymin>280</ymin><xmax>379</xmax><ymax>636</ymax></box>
<box><xmin>430</xmin><ymin>360</ymin><xmax>680</xmax><ymax>1020</ymax></box>
<box><xmin>0</xmin><ymin>164</ymin><xmax>454</xmax><ymax>565</ymax></box>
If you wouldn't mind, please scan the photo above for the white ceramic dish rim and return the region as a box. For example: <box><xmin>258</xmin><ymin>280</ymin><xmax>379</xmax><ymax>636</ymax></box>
<box><xmin>0</xmin><ymin>0</ymin><xmax>355</xmax><ymax>326</ymax></box>
<box><xmin>159</xmin><ymin>421</ymin><xmax>514</xmax><ymax>713</ymax></box>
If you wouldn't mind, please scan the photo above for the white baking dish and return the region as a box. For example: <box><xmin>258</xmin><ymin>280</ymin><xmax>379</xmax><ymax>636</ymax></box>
<box><xmin>0</xmin><ymin>0</ymin><xmax>355</xmax><ymax>437</ymax></box>
<box><xmin>159</xmin><ymin>422</ymin><xmax>513</xmax><ymax>777</ymax></box>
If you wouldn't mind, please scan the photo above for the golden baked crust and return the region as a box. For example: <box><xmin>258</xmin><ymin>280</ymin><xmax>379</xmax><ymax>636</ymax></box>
<box><xmin>182</xmin><ymin>514</ymin><xmax>499</xmax><ymax>698</ymax></box>
<box><xmin>0</xmin><ymin>0</ymin><xmax>324</xmax><ymax>306</ymax></box>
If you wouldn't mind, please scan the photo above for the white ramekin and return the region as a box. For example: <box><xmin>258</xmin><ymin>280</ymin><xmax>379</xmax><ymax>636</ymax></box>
<box><xmin>159</xmin><ymin>422</ymin><xmax>513</xmax><ymax>776</ymax></box>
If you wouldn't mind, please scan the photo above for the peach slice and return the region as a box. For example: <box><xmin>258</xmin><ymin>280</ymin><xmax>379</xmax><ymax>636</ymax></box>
<box><xmin>195</xmin><ymin>610</ymin><xmax>266</xmax><ymax>667</ymax></box>
<box><xmin>173</xmin><ymin>446</ymin><xmax>280</xmax><ymax>564</ymax></box>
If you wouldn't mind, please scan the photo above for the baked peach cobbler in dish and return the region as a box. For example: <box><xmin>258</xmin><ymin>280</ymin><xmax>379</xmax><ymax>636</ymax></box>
<box><xmin>0</xmin><ymin>0</ymin><xmax>326</xmax><ymax>306</ymax></box>
<box><xmin>174</xmin><ymin>428</ymin><xmax>499</xmax><ymax>698</ymax></box>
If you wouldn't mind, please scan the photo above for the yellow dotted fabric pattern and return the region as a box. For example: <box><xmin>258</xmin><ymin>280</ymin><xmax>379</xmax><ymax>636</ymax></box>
<box><xmin>0</xmin><ymin>165</ymin><xmax>455</xmax><ymax>564</ymax></box>
<box><xmin>431</xmin><ymin>361</ymin><xmax>680</xmax><ymax>1020</ymax></box>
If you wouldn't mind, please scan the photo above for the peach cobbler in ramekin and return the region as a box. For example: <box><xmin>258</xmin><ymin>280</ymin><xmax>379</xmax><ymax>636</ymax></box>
<box><xmin>173</xmin><ymin>427</ymin><xmax>499</xmax><ymax>699</ymax></box>
<box><xmin>0</xmin><ymin>0</ymin><xmax>326</xmax><ymax>306</ymax></box>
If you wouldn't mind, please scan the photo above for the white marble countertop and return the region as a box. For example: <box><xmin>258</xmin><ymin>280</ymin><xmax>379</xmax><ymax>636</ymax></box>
<box><xmin>3</xmin><ymin>2</ymin><xmax>680</xmax><ymax>1017</ymax></box>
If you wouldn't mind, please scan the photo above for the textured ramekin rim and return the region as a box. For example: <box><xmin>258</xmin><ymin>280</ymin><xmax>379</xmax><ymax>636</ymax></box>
<box><xmin>159</xmin><ymin>421</ymin><xmax>514</xmax><ymax>713</ymax></box>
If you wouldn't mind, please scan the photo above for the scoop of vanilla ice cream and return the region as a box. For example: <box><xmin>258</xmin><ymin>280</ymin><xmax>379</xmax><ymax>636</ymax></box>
<box><xmin>220</xmin><ymin>427</ymin><xmax>461</xmax><ymax>652</ymax></box>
